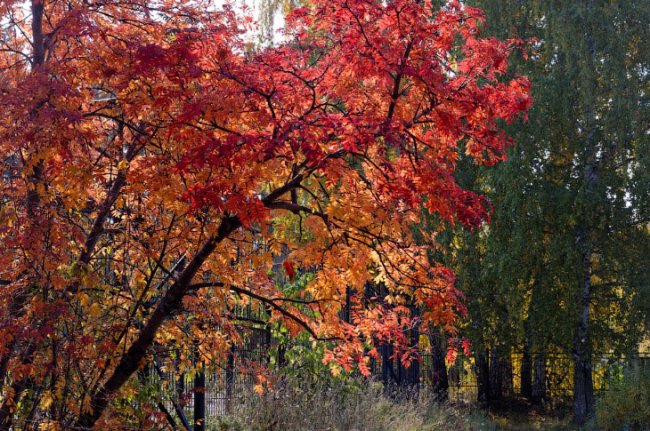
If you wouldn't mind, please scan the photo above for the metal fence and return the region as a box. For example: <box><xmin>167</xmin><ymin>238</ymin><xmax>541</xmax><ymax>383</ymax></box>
<box><xmin>144</xmin><ymin>339</ymin><xmax>650</xmax><ymax>430</ymax></box>
<box><xmin>140</xmin><ymin>297</ymin><xmax>650</xmax><ymax>429</ymax></box>
<box><xmin>141</xmin><ymin>306</ymin><xmax>273</xmax><ymax>428</ymax></box>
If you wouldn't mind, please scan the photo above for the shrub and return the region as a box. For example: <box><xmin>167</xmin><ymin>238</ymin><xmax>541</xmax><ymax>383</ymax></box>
<box><xmin>595</xmin><ymin>371</ymin><xmax>650</xmax><ymax>431</ymax></box>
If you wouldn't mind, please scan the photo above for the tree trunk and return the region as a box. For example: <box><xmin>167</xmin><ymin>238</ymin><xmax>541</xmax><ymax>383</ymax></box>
<box><xmin>429</xmin><ymin>331</ymin><xmax>449</xmax><ymax>401</ymax></box>
<box><xmin>501</xmin><ymin>354</ymin><xmax>513</xmax><ymax>397</ymax></box>
<box><xmin>0</xmin><ymin>2</ymin><xmax>46</xmax><ymax>426</ymax></box>
<box><xmin>403</xmin><ymin>305</ymin><xmax>420</xmax><ymax>392</ymax></box>
<box><xmin>476</xmin><ymin>349</ymin><xmax>490</xmax><ymax>407</ymax></box>
<box><xmin>573</xmin><ymin>0</ymin><xmax>598</xmax><ymax>423</ymax></box>
<box><xmin>176</xmin><ymin>354</ymin><xmax>185</xmax><ymax>407</ymax></box>
<box><xmin>193</xmin><ymin>372</ymin><xmax>205</xmax><ymax>431</ymax></box>
<box><xmin>531</xmin><ymin>353</ymin><xmax>546</xmax><ymax>404</ymax></box>
<box><xmin>73</xmin><ymin>216</ymin><xmax>242</xmax><ymax>430</ymax></box>
<box><xmin>489</xmin><ymin>350</ymin><xmax>503</xmax><ymax>401</ymax></box>
<box><xmin>73</xmin><ymin>175</ymin><xmax>302</xmax><ymax>430</ymax></box>
<box><xmin>572</xmin><ymin>351</ymin><xmax>594</xmax><ymax>425</ymax></box>
<box><xmin>573</xmin><ymin>235</ymin><xmax>595</xmax><ymax>425</ymax></box>
<box><xmin>521</xmin><ymin>344</ymin><xmax>533</xmax><ymax>399</ymax></box>
<box><xmin>381</xmin><ymin>344</ymin><xmax>395</xmax><ymax>395</ymax></box>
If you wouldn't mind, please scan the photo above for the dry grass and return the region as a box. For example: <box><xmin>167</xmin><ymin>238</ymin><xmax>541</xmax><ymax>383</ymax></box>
<box><xmin>210</xmin><ymin>379</ymin><xmax>491</xmax><ymax>431</ymax></box>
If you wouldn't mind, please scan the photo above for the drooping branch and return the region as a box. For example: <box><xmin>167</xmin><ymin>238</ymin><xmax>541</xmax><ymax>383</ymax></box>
<box><xmin>187</xmin><ymin>281</ymin><xmax>330</xmax><ymax>341</ymax></box>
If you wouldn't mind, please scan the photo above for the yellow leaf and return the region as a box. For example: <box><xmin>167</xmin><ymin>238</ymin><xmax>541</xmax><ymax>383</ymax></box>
<box><xmin>40</xmin><ymin>391</ymin><xmax>54</xmax><ymax>410</ymax></box>
<box><xmin>253</xmin><ymin>384</ymin><xmax>264</xmax><ymax>396</ymax></box>
<box><xmin>329</xmin><ymin>363</ymin><xmax>341</xmax><ymax>377</ymax></box>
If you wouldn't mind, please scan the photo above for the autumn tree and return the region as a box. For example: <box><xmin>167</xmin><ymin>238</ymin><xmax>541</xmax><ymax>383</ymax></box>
<box><xmin>0</xmin><ymin>0</ymin><xmax>530</xmax><ymax>429</ymax></box>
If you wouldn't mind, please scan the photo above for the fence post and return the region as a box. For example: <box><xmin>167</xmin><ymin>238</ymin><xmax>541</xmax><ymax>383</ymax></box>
<box><xmin>226</xmin><ymin>345</ymin><xmax>235</xmax><ymax>414</ymax></box>
<box><xmin>193</xmin><ymin>344</ymin><xmax>205</xmax><ymax>431</ymax></box>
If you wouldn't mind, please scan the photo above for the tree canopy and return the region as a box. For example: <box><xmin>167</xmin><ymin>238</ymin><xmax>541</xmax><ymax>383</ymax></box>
<box><xmin>0</xmin><ymin>0</ymin><xmax>530</xmax><ymax>428</ymax></box>
<box><xmin>443</xmin><ymin>0</ymin><xmax>650</xmax><ymax>423</ymax></box>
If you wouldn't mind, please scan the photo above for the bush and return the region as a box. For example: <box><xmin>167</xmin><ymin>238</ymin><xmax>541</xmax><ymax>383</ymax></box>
<box><xmin>595</xmin><ymin>371</ymin><xmax>650</xmax><ymax>431</ymax></box>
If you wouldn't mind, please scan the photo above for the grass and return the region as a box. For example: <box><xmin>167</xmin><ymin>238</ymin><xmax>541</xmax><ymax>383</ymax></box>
<box><xmin>209</xmin><ymin>379</ymin><xmax>487</xmax><ymax>431</ymax></box>
<box><xmin>206</xmin><ymin>379</ymin><xmax>581</xmax><ymax>431</ymax></box>
<box><xmin>207</xmin><ymin>375</ymin><xmax>650</xmax><ymax>430</ymax></box>
<box><xmin>478</xmin><ymin>397</ymin><xmax>572</xmax><ymax>431</ymax></box>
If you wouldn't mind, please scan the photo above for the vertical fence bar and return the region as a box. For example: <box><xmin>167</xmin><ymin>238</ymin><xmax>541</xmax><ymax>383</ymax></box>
<box><xmin>193</xmin><ymin>345</ymin><xmax>205</xmax><ymax>431</ymax></box>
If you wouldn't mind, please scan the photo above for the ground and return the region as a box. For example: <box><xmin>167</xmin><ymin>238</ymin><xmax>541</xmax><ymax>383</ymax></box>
<box><xmin>481</xmin><ymin>398</ymin><xmax>573</xmax><ymax>431</ymax></box>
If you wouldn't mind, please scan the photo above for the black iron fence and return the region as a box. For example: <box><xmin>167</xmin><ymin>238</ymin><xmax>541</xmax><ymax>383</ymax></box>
<box><xmin>140</xmin><ymin>303</ymin><xmax>650</xmax><ymax>428</ymax></box>
<box><xmin>144</xmin><ymin>337</ymin><xmax>650</xmax><ymax>430</ymax></box>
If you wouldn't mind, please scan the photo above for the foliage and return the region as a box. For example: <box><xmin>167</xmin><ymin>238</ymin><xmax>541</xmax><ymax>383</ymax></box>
<box><xmin>595</xmin><ymin>371</ymin><xmax>650</xmax><ymax>431</ymax></box>
<box><xmin>0</xmin><ymin>0</ymin><xmax>530</xmax><ymax>428</ymax></box>
<box><xmin>434</xmin><ymin>0</ymin><xmax>650</xmax><ymax>419</ymax></box>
